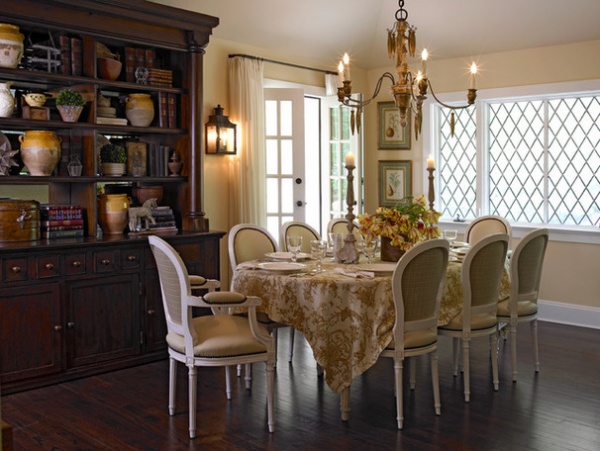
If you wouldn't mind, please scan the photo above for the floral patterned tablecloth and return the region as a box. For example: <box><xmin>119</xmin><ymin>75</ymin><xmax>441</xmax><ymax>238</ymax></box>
<box><xmin>231</xmin><ymin>259</ymin><xmax>510</xmax><ymax>394</ymax></box>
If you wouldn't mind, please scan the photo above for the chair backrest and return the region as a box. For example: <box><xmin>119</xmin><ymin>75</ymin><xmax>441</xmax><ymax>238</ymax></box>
<box><xmin>391</xmin><ymin>239</ymin><xmax>449</xmax><ymax>344</ymax></box>
<box><xmin>465</xmin><ymin>215</ymin><xmax>512</xmax><ymax>247</ymax></box>
<box><xmin>229</xmin><ymin>224</ymin><xmax>278</xmax><ymax>270</ymax></box>
<box><xmin>327</xmin><ymin>218</ymin><xmax>350</xmax><ymax>236</ymax></box>
<box><xmin>148</xmin><ymin>235</ymin><xmax>194</xmax><ymax>342</ymax></box>
<box><xmin>281</xmin><ymin>221</ymin><xmax>321</xmax><ymax>253</ymax></box>
<box><xmin>510</xmin><ymin>228</ymin><xmax>549</xmax><ymax>312</ymax></box>
<box><xmin>461</xmin><ymin>233</ymin><xmax>509</xmax><ymax>327</ymax></box>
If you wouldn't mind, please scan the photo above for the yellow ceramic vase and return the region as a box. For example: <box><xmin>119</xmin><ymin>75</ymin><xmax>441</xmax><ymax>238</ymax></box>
<box><xmin>0</xmin><ymin>23</ymin><xmax>24</xmax><ymax>69</ymax></box>
<box><xmin>98</xmin><ymin>193</ymin><xmax>130</xmax><ymax>235</ymax></box>
<box><xmin>18</xmin><ymin>130</ymin><xmax>62</xmax><ymax>176</ymax></box>
<box><xmin>125</xmin><ymin>93</ymin><xmax>154</xmax><ymax>127</ymax></box>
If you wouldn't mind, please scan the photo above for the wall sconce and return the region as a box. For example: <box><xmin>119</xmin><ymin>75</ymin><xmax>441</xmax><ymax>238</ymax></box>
<box><xmin>205</xmin><ymin>104</ymin><xmax>237</xmax><ymax>155</ymax></box>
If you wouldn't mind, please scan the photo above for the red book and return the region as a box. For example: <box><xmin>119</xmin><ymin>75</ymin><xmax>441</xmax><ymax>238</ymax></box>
<box><xmin>124</xmin><ymin>47</ymin><xmax>136</xmax><ymax>82</ymax></box>
<box><xmin>41</xmin><ymin>219</ymin><xmax>84</xmax><ymax>227</ymax></box>
<box><xmin>58</xmin><ymin>35</ymin><xmax>71</xmax><ymax>75</ymax></box>
<box><xmin>145</xmin><ymin>49</ymin><xmax>155</xmax><ymax>69</ymax></box>
<box><xmin>167</xmin><ymin>93</ymin><xmax>177</xmax><ymax>129</ymax></box>
<box><xmin>157</xmin><ymin>92</ymin><xmax>168</xmax><ymax>128</ymax></box>
<box><xmin>70</xmin><ymin>37</ymin><xmax>83</xmax><ymax>76</ymax></box>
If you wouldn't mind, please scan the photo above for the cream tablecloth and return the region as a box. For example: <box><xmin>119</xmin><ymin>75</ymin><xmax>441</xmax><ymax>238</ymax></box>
<box><xmin>231</xmin><ymin>259</ymin><xmax>510</xmax><ymax>394</ymax></box>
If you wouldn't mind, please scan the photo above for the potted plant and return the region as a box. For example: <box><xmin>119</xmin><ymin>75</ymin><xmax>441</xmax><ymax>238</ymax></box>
<box><xmin>56</xmin><ymin>88</ymin><xmax>86</xmax><ymax>123</ymax></box>
<box><xmin>100</xmin><ymin>142</ymin><xmax>127</xmax><ymax>176</ymax></box>
<box><xmin>357</xmin><ymin>194</ymin><xmax>442</xmax><ymax>261</ymax></box>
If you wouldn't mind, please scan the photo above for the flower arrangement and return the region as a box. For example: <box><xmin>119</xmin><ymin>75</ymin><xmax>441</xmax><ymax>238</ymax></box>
<box><xmin>357</xmin><ymin>194</ymin><xmax>442</xmax><ymax>251</ymax></box>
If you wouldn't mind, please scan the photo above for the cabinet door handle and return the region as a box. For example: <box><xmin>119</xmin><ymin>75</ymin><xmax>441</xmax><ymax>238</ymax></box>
<box><xmin>101</xmin><ymin>259</ymin><xmax>111</xmax><ymax>265</ymax></box>
<box><xmin>45</xmin><ymin>263</ymin><xmax>55</xmax><ymax>270</ymax></box>
<box><xmin>72</xmin><ymin>261</ymin><xmax>82</xmax><ymax>267</ymax></box>
<box><xmin>127</xmin><ymin>255</ymin><xmax>137</xmax><ymax>261</ymax></box>
<box><xmin>147</xmin><ymin>309</ymin><xmax>155</xmax><ymax>315</ymax></box>
<box><xmin>67</xmin><ymin>322</ymin><xmax>75</xmax><ymax>329</ymax></box>
<box><xmin>54</xmin><ymin>325</ymin><xmax>63</xmax><ymax>332</ymax></box>
<box><xmin>11</xmin><ymin>266</ymin><xmax>22</xmax><ymax>273</ymax></box>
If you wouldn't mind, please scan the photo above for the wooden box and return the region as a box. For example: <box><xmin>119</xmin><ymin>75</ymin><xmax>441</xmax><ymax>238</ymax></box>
<box><xmin>0</xmin><ymin>200</ymin><xmax>40</xmax><ymax>242</ymax></box>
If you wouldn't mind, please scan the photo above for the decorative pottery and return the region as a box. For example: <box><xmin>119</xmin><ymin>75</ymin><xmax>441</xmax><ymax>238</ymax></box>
<box><xmin>57</xmin><ymin>105</ymin><xmax>84</xmax><ymax>123</ymax></box>
<box><xmin>97</xmin><ymin>57</ymin><xmax>122</xmax><ymax>80</ymax></box>
<box><xmin>0</xmin><ymin>23</ymin><xmax>24</xmax><ymax>69</ymax></box>
<box><xmin>125</xmin><ymin>93</ymin><xmax>154</xmax><ymax>127</ymax></box>
<box><xmin>18</xmin><ymin>130</ymin><xmax>62</xmax><ymax>176</ymax></box>
<box><xmin>0</xmin><ymin>82</ymin><xmax>15</xmax><ymax>117</ymax></box>
<box><xmin>168</xmin><ymin>151</ymin><xmax>182</xmax><ymax>176</ymax></box>
<box><xmin>67</xmin><ymin>154</ymin><xmax>83</xmax><ymax>176</ymax></box>
<box><xmin>101</xmin><ymin>162</ymin><xmax>126</xmax><ymax>176</ymax></box>
<box><xmin>133</xmin><ymin>185</ymin><xmax>163</xmax><ymax>206</ymax></box>
<box><xmin>23</xmin><ymin>93</ymin><xmax>47</xmax><ymax>107</ymax></box>
<box><xmin>98</xmin><ymin>193</ymin><xmax>130</xmax><ymax>235</ymax></box>
<box><xmin>380</xmin><ymin>236</ymin><xmax>407</xmax><ymax>262</ymax></box>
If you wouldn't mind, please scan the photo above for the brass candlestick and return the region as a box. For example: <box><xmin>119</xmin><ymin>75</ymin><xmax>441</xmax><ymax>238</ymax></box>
<box><xmin>337</xmin><ymin>163</ymin><xmax>359</xmax><ymax>264</ymax></box>
<box><xmin>427</xmin><ymin>167</ymin><xmax>435</xmax><ymax>211</ymax></box>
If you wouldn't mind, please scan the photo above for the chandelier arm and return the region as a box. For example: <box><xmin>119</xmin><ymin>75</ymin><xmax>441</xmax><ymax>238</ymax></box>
<box><xmin>427</xmin><ymin>79</ymin><xmax>472</xmax><ymax>110</ymax></box>
<box><xmin>342</xmin><ymin>72</ymin><xmax>396</xmax><ymax>108</ymax></box>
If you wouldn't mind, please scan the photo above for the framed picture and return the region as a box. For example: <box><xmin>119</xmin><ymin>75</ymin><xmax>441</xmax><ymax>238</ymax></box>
<box><xmin>379</xmin><ymin>160</ymin><xmax>412</xmax><ymax>207</ymax></box>
<box><xmin>126</xmin><ymin>141</ymin><xmax>147</xmax><ymax>176</ymax></box>
<box><xmin>378</xmin><ymin>101</ymin><xmax>411</xmax><ymax>150</ymax></box>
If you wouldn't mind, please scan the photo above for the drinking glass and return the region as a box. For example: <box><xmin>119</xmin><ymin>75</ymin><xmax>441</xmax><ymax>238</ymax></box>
<box><xmin>364</xmin><ymin>235</ymin><xmax>379</xmax><ymax>264</ymax></box>
<box><xmin>310</xmin><ymin>240</ymin><xmax>327</xmax><ymax>273</ymax></box>
<box><xmin>444</xmin><ymin>229</ymin><xmax>458</xmax><ymax>246</ymax></box>
<box><xmin>287</xmin><ymin>235</ymin><xmax>303</xmax><ymax>262</ymax></box>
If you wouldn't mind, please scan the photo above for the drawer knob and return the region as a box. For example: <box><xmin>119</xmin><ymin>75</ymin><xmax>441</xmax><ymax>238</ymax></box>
<box><xmin>147</xmin><ymin>309</ymin><xmax>156</xmax><ymax>315</ymax></box>
<box><xmin>45</xmin><ymin>263</ymin><xmax>55</xmax><ymax>270</ymax></box>
<box><xmin>54</xmin><ymin>325</ymin><xmax>63</xmax><ymax>332</ymax></box>
<box><xmin>11</xmin><ymin>266</ymin><xmax>22</xmax><ymax>273</ymax></box>
<box><xmin>127</xmin><ymin>255</ymin><xmax>137</xmax><ymax>261</ymax></box>
<box><xmin>67</xmin><ymin>322</ymin><xmax>75</xmax><ymax>329</ymax></box>
<box><xmin>101</xmin><ymin>259</ymin><xmax>111</xmax><ymax>265</ymax></box>
<box><xmin>72</xmin><ymin>261</ymin><xmax>82</xmax><ymax>268</ymax></box>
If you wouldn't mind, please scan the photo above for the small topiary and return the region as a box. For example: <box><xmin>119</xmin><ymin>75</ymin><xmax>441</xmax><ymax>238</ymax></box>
<box><xmin>100</xmin><ymin>143</ymin><xmax>127</xmax><ymax>163</ymax></box>
<box><xmin>56</xmin><ymin>88</ymin><xmax>86</xmax><ymax>107</ymax></box>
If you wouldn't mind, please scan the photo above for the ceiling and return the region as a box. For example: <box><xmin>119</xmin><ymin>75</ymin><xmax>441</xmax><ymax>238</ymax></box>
<box><xmin>152</xmin><ymin>0</ymin><xmax>600</xmax><ymax>71</ymax></box>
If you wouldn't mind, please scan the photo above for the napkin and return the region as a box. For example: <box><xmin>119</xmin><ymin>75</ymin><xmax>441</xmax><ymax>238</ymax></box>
<box><xmin>334</xmin><ymin>267</ymin><xmax>375</xmax><ymax>279</ymax></box>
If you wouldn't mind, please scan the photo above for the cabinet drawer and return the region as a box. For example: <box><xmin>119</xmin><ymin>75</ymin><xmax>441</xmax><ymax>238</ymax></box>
<box><xmin>36</xmin><ymin>255</ymin><xmax>61</xmax><ymax>279</ymax></box>
<box><xmin>121</xmin><ymin>248</ymin><xmax>141</xmax><ymax>270</ymax></box>
<box><xmin>65</xmin><ymin>253</ymin><xmax>86</xmax><ymax>276</ymax></box>
<box><xmin>3</xmin><ymin>257</ymin><xmax>29</xmax><ymax>282</ymax></box>
<box><xmin>174</xmin><ymin>243</ymin><xmax>203</xmax><ymax>264</ymax></box>
<box><xmin>93</xmin><ymin>250</ymin><xmax>118</xmax><ymax>273</ymax></box>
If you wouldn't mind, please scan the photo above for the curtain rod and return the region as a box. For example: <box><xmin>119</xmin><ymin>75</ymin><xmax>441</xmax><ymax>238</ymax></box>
<box><xmin>229</xmin><ymin>53</ymin><xmax>337</xmax><ymax>76</ymax></box>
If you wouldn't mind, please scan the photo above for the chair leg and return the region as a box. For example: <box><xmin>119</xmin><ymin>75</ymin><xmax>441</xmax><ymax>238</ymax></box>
<box><xmin>244</xmin><ymin>363</ymin><xmax>253</xmax><ymax>389</ymax></box>
<box><xmin>266</xmin><ymin>360</ymin><xmax>275</xmax><ymax>433</ymax></box>
<box><xmin>395</xmin><ymin>358</ymin><xmax>404</xmax><ymax>429</ymax></box>
<box><xmin>452</xmin><ymin>338</ymin><xmax>460</xmax><ymax>376</ymax></box>
<box><xmin>462</xmin><ymin>338</ymin><xmax>470</xmax><ymax>402</ymax></box>
<box><xmin>188</xmin><ymin>365</ymin><xmax>198</xmax><ymax>439</ymax></box>
<box><xmin>340</xmin><ymin>385</ymin><xmax>351</xmax><ymax>421</ymax></box>
<box><xmin>225</xmin><ymin>365</ymin><xmax>232</xmax><ymax>400</ymax></box>
<box><xmin>431</xmin><ymin>350</ymin><xmax>441</xmax><ymax>416</ymax></box>
<box><xmin>490</xmin><ymin>332</ymin><xmax>499</xmax><ymax>391</ymax></box>
<box><xmin>288</xmin><ymin>327</ymin><xmax>295</xmax><ymax>363</ymax></box>
<box><xmin>168</xmin><ymin>357</ymin><xmax>177</xmax><ymax>416</ymax></box>
<box><xmin>273</xmin><ymin>328</ymin><xmax>278</xmax><ymax>368</ymax></box>
<box><xmin>236</xmin><ymin>364</ymin><xmax>242</xmax><ymax>377</ymax></box>
<box><xmin>510</xmin><ymin>322</ymin><xmax>518</xmax><ymax>382</ymax></box>
<box><xmin>409</xmin><ymin>357</ymin><xmax>416</xmax><ymax>390</ymax></box>
<box><xmin>316</xmin><ymin>363</ymin><xmax>324</xmax><ymax>377</ymax></box>
<box><xmin>531</xmin><ymin>319</ymin><xmax>540</xmax><ymax>373</ymax></box>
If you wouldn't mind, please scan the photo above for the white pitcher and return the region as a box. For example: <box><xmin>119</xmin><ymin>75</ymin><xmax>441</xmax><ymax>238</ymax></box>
<box><xmin>0</xmin><ymin>82</ymin><xmax>15</xmax><ymax>118</ymax></box>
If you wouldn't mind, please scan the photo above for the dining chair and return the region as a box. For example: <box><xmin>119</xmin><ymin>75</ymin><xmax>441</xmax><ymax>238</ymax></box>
<box><xmin>464</xmin><ymin>215</ymin><xmax>512</xmax><ymax>248</ymax></box>
<box><xmin>148</xmin><ymin>235</ymin><xmax>275</xmax><ymax>438</ymax></box>
<box><xmin>497</xmin><ymin>228</ymin><xmax>548</xmax><ymax>382</ymax></box>
<box><xmin>380</xmin><ymin>238</ymin><xmax>449</xmax><ymax>429</ymax></box>
<box><xmin>327</xmin><ymin>217</ymin><xmax>350</xmax><ymax>236</ymax></box>
<box><xmin>438</xmin><ymin>233</ymin><xmax>509</xmax><ymax>402</ymax></box>
<box><xmin>229</xmin><ymin>223</ymin><xmax>296</xmax><ymax>364</ymax></box>
<box><xmin>281</xmin><ymin>220</ymin><xmax>321</xmax><ymax>254</ymax></box>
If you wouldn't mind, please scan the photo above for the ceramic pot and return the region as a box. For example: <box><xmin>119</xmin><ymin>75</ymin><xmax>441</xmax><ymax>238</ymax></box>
<box><xmin>98</xmin><ymin>193</ymin><xmax>130</xmax><ymax>235</ymax></box>
<box><xmin>18</xmin><ymin>130</ymin><xmax>62</xmax><ymax>176</ymax></box>
<box><xmin>380</xmin><ymin>236</ymin><xmax>407</xmax><ymax>262</ymax></box>
<box><xmin>132</xmin><ymin>185</ymin><xmax>163</xmax><ymax>206</ymax></box>
<box><xmin>101</xmin><ymin>162</ymin><xmax>126</xmax><ymax>177</ymax></box>
<box><xmin>0</xmin><ymin>82</ymin><xmax>15</xmax><ymax>117</ymax></box>
<box><xmin>0</xmin><ymin>23</ymin><xmax>24</xmax><ymax>69</ymax></box>
<box><xmin>57</xmin><ymin>105</ymin><xmax>83</xmax><ymax>123</ymax></box>
<box><xmin>24</xmin><ymin>93</ymin><xmax>47</xmax><ymax>107</ymax></box>
<box><xmin>125</xmin><ymin>93</ymin><xmax>154</xmax><ymax>127</ymax></box>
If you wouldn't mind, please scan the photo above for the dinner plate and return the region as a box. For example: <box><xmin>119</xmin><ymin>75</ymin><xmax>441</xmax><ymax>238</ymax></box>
<box><xmin>448</xmin><ymin>256</ymin><xmax>460</xmax><ymax>263</ymax></box>
<box><xmin>454</xmin><ymin>247</ymin><xmax>470</xmax><ymax>255</ymax></box>
<box><xmin>354</xmin><ymin>262</ymin><xmax>396</xmax><ymax>276</ymax></box>
<box><xmin>265</xmin><ymin>252</ymin><xmax>309</xmax><ymax>260</ymax></box>
<box><xmin>257</xmin><ymin>262</ymin><xmax>307</xmax><ymax>274</ymax></box>
<box><xmin>450</xmin><ymin>241</ymin><xmax>469</xmax><ymax>248</ymax></box>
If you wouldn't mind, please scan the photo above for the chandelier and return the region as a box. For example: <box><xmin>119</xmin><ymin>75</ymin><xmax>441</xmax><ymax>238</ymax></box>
<box><xmin>337</xmin><ymin>0</ymin><xmax>477</xmax><ymax>139</ymax></box>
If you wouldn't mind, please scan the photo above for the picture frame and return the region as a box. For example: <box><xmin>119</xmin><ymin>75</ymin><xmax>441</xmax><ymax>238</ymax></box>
<box><xmin>126</xmin><ymin>141</ymin><xmax>147</xmax><ymax>177</ymax></box>
<box><xmin>379</xmin><ymin>160</ymin><xmax>412</xmax><ymax>207</ymax></box>
<box><xmin>377</xmin><ymin>101</ymin><xmax>411</xmax><ymax>150</ymax></box>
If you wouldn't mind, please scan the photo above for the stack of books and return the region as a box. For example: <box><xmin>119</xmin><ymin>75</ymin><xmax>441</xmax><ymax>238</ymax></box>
<box><xmin>40</xmin><ymin>204</ymin><xmax>85</xmax><ymax>238</ymax></box>
<box><xmin>149</xmin><ymin>206</ymin><xmax>177</xmax><ymax>233</ymax></box>
<box><xmin>147</xmin><ymin>68</ymin><xmax>173</xmax><ymax>87</ymax></box>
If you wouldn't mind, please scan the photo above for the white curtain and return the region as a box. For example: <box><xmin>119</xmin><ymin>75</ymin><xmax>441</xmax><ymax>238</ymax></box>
<box><xmin>325</xmin><ymin>73</ymin><xmax>339</xmax><ymax>96</ymax></box>
<box><xmin>227</xmin><ymin>56</ymin><xmax>266</xmax><ymax>227</ymax></box>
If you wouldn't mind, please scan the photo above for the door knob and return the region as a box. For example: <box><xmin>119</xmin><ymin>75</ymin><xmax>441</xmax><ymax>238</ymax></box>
<box><xmin>296</xmin><ymin>200</ymin><xmax>303</xmax><ymax>207</ymax></box>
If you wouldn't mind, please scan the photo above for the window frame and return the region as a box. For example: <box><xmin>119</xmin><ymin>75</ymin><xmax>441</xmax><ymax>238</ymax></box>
<box><xmin>423</xmin><ymin>79</ymin><xmax>600</xmax><ymax>245</ymax></box>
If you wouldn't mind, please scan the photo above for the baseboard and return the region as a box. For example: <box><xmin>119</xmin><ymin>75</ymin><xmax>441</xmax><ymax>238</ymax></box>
<box><xmin>538</xmin><ymin>299</ymin><xmax>600</xmax><ymax>329</ymax></box>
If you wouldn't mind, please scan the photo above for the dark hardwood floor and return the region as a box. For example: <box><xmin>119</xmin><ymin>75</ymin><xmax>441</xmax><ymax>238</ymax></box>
<box><xmin>2</xmin><ymin>321</ymin><xmax>599</xmax><ymax>450</ymax></box>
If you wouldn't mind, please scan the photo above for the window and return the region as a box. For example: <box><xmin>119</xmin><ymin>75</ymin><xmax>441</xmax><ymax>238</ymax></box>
<box><xmin>433</xmin><ymin>88</ymin><xmax>600</xmax><ymax>229</ymax></box>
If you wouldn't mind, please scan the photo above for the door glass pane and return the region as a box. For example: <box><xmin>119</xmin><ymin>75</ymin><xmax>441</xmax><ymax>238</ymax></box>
<box><xmin>266</xmin><ymin>179</ymin><xmax>279</xmax><ymax>213</ymax></box>
<box><xmin>280</xmin><ymin>100</ymin><xmax>292</xmax><ymax>136</ymax></box>
<box><xmin>266</xmin><ymin>139</ymin><xmax>278</xmax><ymax>175</ymax></box>
<box><xmin>330</xmin><ymin>108</ymin><xmax>339</xmax><ymax>140</ymax></box>
<box><xmin>281</xmin><ymin>139</ymin><xmax>293</xmax><ymax>174</ymax></box>
<box><xmin>265</xmin><ymin>100</ymin><xmax>277</xmax><ymax>135</ymax></box>
<box><xmin>341</xmin><ymin>108</ymin><xmax>350</xmax><ymax>140</ymax></box>
<box><xmin>281</xmin><ymin>178</ymin><xmax>293</xmax><ymax>214</ymax></box>
<box><xmin>330</xmin><ymin>143</ymin><xmax>340</xmax><ymax>176</ymax></box>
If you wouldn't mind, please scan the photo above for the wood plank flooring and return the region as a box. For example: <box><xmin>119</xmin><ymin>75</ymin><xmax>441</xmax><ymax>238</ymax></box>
<box><xmin>2</xmin><ymin>321</ymin><xmax>599</xmax><ymax>450</ymax></box>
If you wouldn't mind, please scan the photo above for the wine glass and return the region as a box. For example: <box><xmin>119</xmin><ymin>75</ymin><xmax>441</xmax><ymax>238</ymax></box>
<box><xmin>287</xmin><ymin>235</ymin><xmax>303</xmax><ymax>262</ymax></box>
<box><xmin>364</xmin><ymin>235</ymin><xmax>379</xmax><ymax>264</ymax></box>
<box><xmin>310</xmin><ymin>240</ymin><xmax>327</xmax><ymax>273</ymax></box>
<box><xmin>444</xmin><ymin>229</ymin><xmax>458</xmax><ymax>247</ymax></box>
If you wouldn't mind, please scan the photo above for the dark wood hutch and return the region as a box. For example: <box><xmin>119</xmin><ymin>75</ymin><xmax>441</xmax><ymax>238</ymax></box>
<box><xmin>0</xmin><ymin>0</ymin><xmax>222</xmax><ymax>394</ymax></box>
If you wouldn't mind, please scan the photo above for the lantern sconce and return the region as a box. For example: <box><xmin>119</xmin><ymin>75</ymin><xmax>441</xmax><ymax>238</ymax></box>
<box><xmin>205</xmin><ymin>104</ymin><xmax>237</xmax><ymax>155</ymax></box>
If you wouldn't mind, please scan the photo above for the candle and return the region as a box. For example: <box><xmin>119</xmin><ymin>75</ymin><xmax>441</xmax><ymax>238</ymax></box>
<box><xmin>338</xmin><ymin>61</ymin><xmax>345</xmax><ymax>86</ymax></box>
<box><xmin>345</xmin><ymin>152</ymin><xmax>355</xmax><ymax>167</ymax></box>
<box><xmin>469</xmin><ymin>62</ymin><xmax>477</xmax><ymax>89</ymax></box>
<box><xmin>421</xmin><ymin>48</ymin><xmax>428</xmax><ymax>77</ymax></box>
<box><xmin>343</xmin><ymin>52</ymin><xmax>350</xmax><ymax>81</ymax></box>
<box><xmin>427</xmin><ymin>155</ymin><xmax>435</xmax><ymax>169</ymax></box>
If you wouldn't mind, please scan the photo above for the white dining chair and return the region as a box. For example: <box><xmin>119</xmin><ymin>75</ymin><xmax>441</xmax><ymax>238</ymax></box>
<box><xmin>464</xmin><ymin>215</ymin><xmax>512</xmax><ymax>248</ymax></box>
<box><xmin>281</xmin><ymin>220</ymin><xmax>321</xmax><ymax>254</ymax></box>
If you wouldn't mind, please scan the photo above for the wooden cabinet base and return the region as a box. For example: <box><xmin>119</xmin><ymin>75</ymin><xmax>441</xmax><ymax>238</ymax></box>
<box><xmin>2</xmin><ymin>419</ymin><xmax>14</xmax><ymax>451</ymax></box>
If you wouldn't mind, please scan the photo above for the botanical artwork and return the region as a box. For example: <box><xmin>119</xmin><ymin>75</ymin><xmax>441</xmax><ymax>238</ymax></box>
<box><xmin>379</xmin><ymin>160</ymin><xmax>412</xmax><ymax>207</ymax></box>
<box><xmin>378</xmin><ymin>102</ymin><xmax>411</xmax><ymax>149</ymax></box>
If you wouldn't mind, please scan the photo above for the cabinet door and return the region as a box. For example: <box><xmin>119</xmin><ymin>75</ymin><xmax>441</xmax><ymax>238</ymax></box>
<box><xmin>65</xmin><ymin>274</ymin><xmax>141</xmax><ymax>368</ymax></box>
<box><xmin>0</xmin><ymin>284</ymin><xmax>62</xmax><ymax>383</ymax></box>
<box><xmin>142</xmin><ymin>268</ymin><xmax>167</xmax><ymax>353</ymax></box>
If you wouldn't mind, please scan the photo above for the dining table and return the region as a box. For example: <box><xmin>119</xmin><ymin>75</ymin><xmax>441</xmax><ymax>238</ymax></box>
<box><xmin>230</xmin><ymin>252</ymin><xmax>511</xmax><ymax>419</ymax></box>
